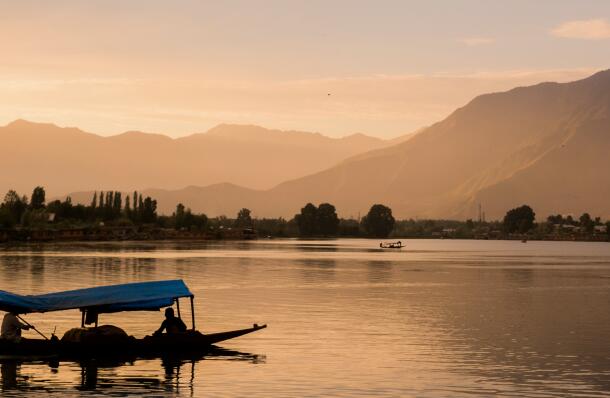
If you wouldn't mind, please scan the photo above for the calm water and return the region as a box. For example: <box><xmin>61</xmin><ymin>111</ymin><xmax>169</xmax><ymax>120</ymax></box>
<box><xmin>0</xmin><ymin>239</ymin><xmax>610</xmax><ymax>397</ymax></box>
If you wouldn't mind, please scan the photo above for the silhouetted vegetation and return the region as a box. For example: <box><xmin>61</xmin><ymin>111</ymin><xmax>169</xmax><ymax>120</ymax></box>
<box><xmin>294</xmin><ymin>202</ymin><xmax>339</xmax><ymax>237</ymax></box>
<box><xmin>361</xmin><ymin>204</ymin><xmax>395</xmax><ymax>238</ymax></box>
<box><xmin>167</xmin><ymin>203</ymin><xmax>208</xmax><ymax>231</ymax></box>
<box><xmin>0</xmin><ymin>190</ymin><xmax>28</xmax><ymax>227</ymax></box>
<box><xmin>0</xmin><ymin>188</ymin><xmax>161</xmax><ymax>228</ymax></box>
<box><xmin>503</xmin><ymin>205</ymin><xmax>535</xmax><ymax>233</ymax></box>
<box><xmin>0</xmin><ymin>188</ymin><xmax>608</xmax><ymax>243</ymax></box>
<box><xmin>235</xmin><ymin>208</ymin><xmax>253</xmax><ymax>228</ymax></box>
<box><xmin>30</xmin><ymin>186</ymin><xmax>46</xmax><ymax>210</ymax></box>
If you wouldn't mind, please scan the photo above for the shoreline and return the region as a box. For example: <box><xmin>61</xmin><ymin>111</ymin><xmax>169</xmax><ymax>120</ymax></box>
<box><xmin>0</xmin><ymin>234</ymin><xmax>607</xmax><ymax>245</ymax></box>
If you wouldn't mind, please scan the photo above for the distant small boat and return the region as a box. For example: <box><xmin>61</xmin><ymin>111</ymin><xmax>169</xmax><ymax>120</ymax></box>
<box><xmin>380</xmin><ymin>241</ymin><xmax>403</xmax><ymax>249</ymax></box>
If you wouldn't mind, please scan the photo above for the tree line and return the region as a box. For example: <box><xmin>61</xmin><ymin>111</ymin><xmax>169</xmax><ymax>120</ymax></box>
<box><xmin>1</xmin><ymin>187</ymin><xmax>609</xmax><ymax>240</ymax></box>
<box><xmin>501</xmin><ymin>204</ymin><xmax>609</xmax><ymax>236</ymax></box>
<box><xmin>294</xmin><ymin>203</ymin><xmax>396</xmax><ymax>237</ymax></box>
<box><xmin>0</xmin><ymin>187</ymin><xmax>158</xmax><ymax>228</ymax></box>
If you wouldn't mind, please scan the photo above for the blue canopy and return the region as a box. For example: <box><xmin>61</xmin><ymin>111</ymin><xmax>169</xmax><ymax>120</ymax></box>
<box><xmin>0</xmin><ymin>280</ymin><xmax>193</xmax><ymax>314</ymax></box>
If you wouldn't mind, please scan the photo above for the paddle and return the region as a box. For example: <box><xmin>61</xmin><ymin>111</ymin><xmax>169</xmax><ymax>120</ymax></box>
<box><xmin>16</xmin><ymin>315</ymin><xmax>49</xmax><ymax>340</ymax></box>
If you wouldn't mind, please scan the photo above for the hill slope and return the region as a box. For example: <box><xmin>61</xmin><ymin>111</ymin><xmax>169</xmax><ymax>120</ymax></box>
<box><xmin>101</xmin><ymin>70</ymin><xmax>610</xmax><ymax>219</ymax></box>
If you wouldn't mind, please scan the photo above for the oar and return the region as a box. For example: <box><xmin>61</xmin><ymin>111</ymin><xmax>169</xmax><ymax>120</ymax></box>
<box><xmin>16</xmin><ymin>315</ymin><xmax>49</xmax><ymax>340</ymax></box>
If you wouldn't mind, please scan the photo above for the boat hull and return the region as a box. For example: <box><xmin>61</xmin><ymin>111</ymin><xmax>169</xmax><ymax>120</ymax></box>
<box><xmin>0</xmin><ymin>324</ymin><xmax>266</xmax><ymax>360</ymax></box>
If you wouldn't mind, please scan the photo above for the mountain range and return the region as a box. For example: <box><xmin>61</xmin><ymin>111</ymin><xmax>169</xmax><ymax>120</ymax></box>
<box><xmin>0</xmin><ymin>121</ymin><xmax>401</xmax><ymax>196</ymax></box>
<box><xmin>4</xmin><ymin>70</ymin><xmax>610</xmax><ymax>220</ymax></box>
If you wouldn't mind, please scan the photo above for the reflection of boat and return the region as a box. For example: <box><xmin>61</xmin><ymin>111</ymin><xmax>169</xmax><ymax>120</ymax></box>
<box><xmin>1</xmin><ymin>347</ymin><xmax>264</xmax><ymax>393</ymax></box>
<box><xmin>0</xmin><ymin>280</ymin><xmax>266</xmax><ymax>360</ymax></box>
<box><xmin>379</xmin><ymin>241</ymin><xmax>403</xmax><ymax>249</ymax></box>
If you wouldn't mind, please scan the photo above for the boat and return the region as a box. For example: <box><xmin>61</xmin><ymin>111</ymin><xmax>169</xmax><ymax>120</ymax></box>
<box><xmin>0</xmin><ymin>280</ymin><xmax>266</xmax><ymax>360</ymax></box>
<box><xmin>379</xmin><ymin>241</ymin><xmax>403</xmax><ymax>249</ymax></box>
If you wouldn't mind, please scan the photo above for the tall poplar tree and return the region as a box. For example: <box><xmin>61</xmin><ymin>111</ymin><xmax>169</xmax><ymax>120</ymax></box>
<box><xmin>125</xmin><ymin>195</ymin><xmax>131</xmax><ymax>217</ymax></box>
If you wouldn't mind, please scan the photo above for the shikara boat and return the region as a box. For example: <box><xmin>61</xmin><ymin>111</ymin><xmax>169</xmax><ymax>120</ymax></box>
<box><xmin>379</xmin><ymin>241</ymin><xmax>403</xmax><ymax>249</ymax></box>
<box><xmin>0</xmin><ymin>280</ymin><xmax>266</xmax><ymax>360</ymax></box>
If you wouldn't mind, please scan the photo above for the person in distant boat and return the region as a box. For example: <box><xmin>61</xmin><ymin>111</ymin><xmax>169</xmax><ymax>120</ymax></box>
<box><xmin>1</xmin><ymin>312</ymin><xmax>31</xmax><ymax>342</ymax></box>
<box><xmin>153</xmin><ymin>307</ymin><xmax>187</xmax><ymax>336</ymax></box>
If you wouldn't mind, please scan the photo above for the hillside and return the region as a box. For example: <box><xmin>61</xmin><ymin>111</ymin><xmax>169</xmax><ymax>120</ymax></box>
<box><xmin>78</xmin><ymin>70</ymin><xmax>610</xmax><ymax>220</ymax></box>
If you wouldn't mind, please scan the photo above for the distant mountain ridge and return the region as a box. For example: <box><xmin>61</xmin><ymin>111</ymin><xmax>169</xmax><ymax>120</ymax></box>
<box><xmin>67</xmin><ymin>69</ymin><xmax>610</xmax><ymax>220</ymax></box>
<box><xmin>0</xmin><ymin>120</ymin><xmax>395</xmax><ymax>197</ymax></box>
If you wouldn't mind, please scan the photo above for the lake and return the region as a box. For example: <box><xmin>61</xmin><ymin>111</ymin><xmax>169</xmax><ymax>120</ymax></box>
<box><xmin>0</xmin><ymin>239</ymin><xmax>609</xmax><ymax>397</ymax></box>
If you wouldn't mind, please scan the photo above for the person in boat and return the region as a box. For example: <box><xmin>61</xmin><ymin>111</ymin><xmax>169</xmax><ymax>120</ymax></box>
<box><xmin>153</xmin><ymin>307</ymin><xmax>187</xmax><ymax>336</ymax></box>
<box><xmin>1</xmin><ymin>312</ymin><xmax>31</xmax><ymax>342</ymax></box>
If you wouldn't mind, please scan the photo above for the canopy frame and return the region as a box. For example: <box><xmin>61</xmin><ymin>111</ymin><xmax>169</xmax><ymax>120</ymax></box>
<box><xmin>173</xmin><ymin>296</ymin><xmax>196</xmax><ymax>331</ymax></box>
<box><xmin>79</xmin><ymin>296</ymin><xmax>196</xmax><ymax>329</ymax></box>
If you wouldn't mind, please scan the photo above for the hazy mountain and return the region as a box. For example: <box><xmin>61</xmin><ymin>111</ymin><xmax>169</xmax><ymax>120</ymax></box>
<box><xmin>0</xmin><ymin>121</ymin><xmax>393</xmax><ymax>196</ymax></box>
<box><xmin>386</xmin><ymin>127</ymin><xmax>424</xmax><ymax>145</ymax></box>
<box><xmin>83</xmin><ymin>70</ymin><xmax>610</xmax><ymax>220</ymax></box>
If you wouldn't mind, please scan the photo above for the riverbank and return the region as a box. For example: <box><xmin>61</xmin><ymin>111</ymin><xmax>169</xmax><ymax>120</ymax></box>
<box><xmin>0</xmin><ymin>226</ymin><xmax>607</xmax><ymax>244</ymax></box>
<box><xmin>0</xmin><ymin>226</ymin><xmax>257</xmax><ymax>243</ymax></box>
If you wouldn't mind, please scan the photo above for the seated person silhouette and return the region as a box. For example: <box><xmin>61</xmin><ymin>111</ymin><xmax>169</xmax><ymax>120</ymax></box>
<box><xmin>1</xmin><ymin>312</ymin><xmax>31</xmax><ymax>342</ymax></box>
<box><xmin>153</xmin><ymin>308</ymin><xmax>187</xmax><ymax>336</ymax></box>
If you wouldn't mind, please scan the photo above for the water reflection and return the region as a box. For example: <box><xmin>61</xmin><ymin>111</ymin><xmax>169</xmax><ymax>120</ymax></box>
<box><xmin>502</xmin><ymin>268</ymin><xmax>534</xmax><ymax>285</ymax></box>
<box><xmin>1</xmin><ymin>361</ymin><xmax>20</xmax><ymax>390</ymax></box>
<box><xmin>1</xmin><ymin>348</ymin><xmax>263</xmax><ymax>395</ymax></box>
<box><xmin>365</xmin><ymin>261</ymin><xmax>393</xmax><ymax>283</ymax></box>
<box><xmin>1</xmin><ymin>239</ymin><xmax>610</xmax><ymax>396</ymax></box>
<box><xmin>408</xmin><ymin>266</ymin><xmax>610</xmax><ymax>396</ymax></box>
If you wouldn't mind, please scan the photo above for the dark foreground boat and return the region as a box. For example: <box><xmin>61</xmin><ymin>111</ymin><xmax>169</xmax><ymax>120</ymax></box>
<box><xmin>0</xmin><ymin>280</ymin><xmax>266</xmax><ymax>360</ymax></box>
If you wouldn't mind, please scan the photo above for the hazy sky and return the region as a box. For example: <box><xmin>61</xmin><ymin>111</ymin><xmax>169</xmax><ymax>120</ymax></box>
<box><xmin>1</xmin><ymin>0</ymin><xmax>609</xmax><ymax>138</ymax></box>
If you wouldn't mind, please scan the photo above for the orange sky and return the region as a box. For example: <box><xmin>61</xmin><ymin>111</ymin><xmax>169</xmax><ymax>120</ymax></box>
<box><xmin>0</xmin><ymin>1</ymin><xmax>608</xmax><ymax>138</ymax></box>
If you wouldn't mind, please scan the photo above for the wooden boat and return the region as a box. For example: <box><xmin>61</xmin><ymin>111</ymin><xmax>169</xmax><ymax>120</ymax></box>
<box><xmin>0</xmin><ymin>280</ymin><xmax>266</xmax><ymax>360</ymax></box>
<box><xmin>379</xmin><ymin>241</ymin><xmax>403</xmax><ymax>249</ymax></box>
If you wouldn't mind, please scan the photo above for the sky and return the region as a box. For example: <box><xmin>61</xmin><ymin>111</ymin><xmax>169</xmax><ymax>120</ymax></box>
<box><xmin>1</xmin><ymin>0</ymin><xmax>609</xmax><ymax>138</ymax></box>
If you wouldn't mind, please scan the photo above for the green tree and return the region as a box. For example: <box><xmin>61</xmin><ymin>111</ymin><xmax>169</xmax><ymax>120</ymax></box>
<box><xmin>113</xmin><ymin>191</ymin><xmax>122</xmax><ymax>217</ymax></box>
<box><xmin>2</xmin><ymin>190</ymin><xmax>28</xmax><ymax>225</ymax></box>
<box><xmin>547</xmin><ymin>214</ymin><xmax>564</xmax><ymax>225</ymax></box>
<box><xmin>317</xmin><ymin>203</ymin><xmax>339</xmax><ymax>236</ymax></box>
<box><xmin>132</xmin><ymin>191</ymin><xmax>138</xmax><ymax>213</ymax></box>
<box><xmin>579</xmin><ymin>212</ymin><xmax>594</xmax><ymax>233</ymax></box>
<box><xmin>503</xmin><ymin>205</ymin><xmax>535</xmax><ymax>233</ymax></box>
<box><xmin>187</xmin><ymin>212</ymin><xmax>208</xmax><ymax>230</ymax></box>
<box><xmin>235</xmin><ymin>208</ymin><xmax>253</xmax><ymax>227</ymax></box>
<box><xmin>124</xmin><ymin>194</ymin><xmax>131</xmax><ymax>217</ymax></box>
<box><xmin>106</xmin><ymin>191</ymin><xmax>113</xmax><ymax>209</ymax></box>
<box><xmin>361</xmin><ymin>204</ymin><xmax>395</xmax><ymax>238</ymax></box>
<box><xmin>91</xmin><ymin>192</ymin><xmax>97</xmax><ymax>210</ymax></box>
<box><xmin>30</xmin><ymin>186</ymin><xmax>46</xmax><ymax>209</ymax></box>
<box><xmin>174</xmin><ymin>203</ymin><xmax>186</xmax><ymax>229</ymax></box>
<box><xmin>295</xmin><ymin>203</ymin><xmax>318</xmax><ymax>236</ymax></box>
<box><xmin>99</xmin><ymin>191</ymin><xmax>105</xmax><ymax>211</ymax></box>
<box><xmin>0</xmin><ymin>207</ymin><xmax>14</xmax><ymax>227</ymax></box>
<box><xmin>141</xmin><ymin>196</ymin><xmax>157</xmax><ymax>223</ymax></box>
